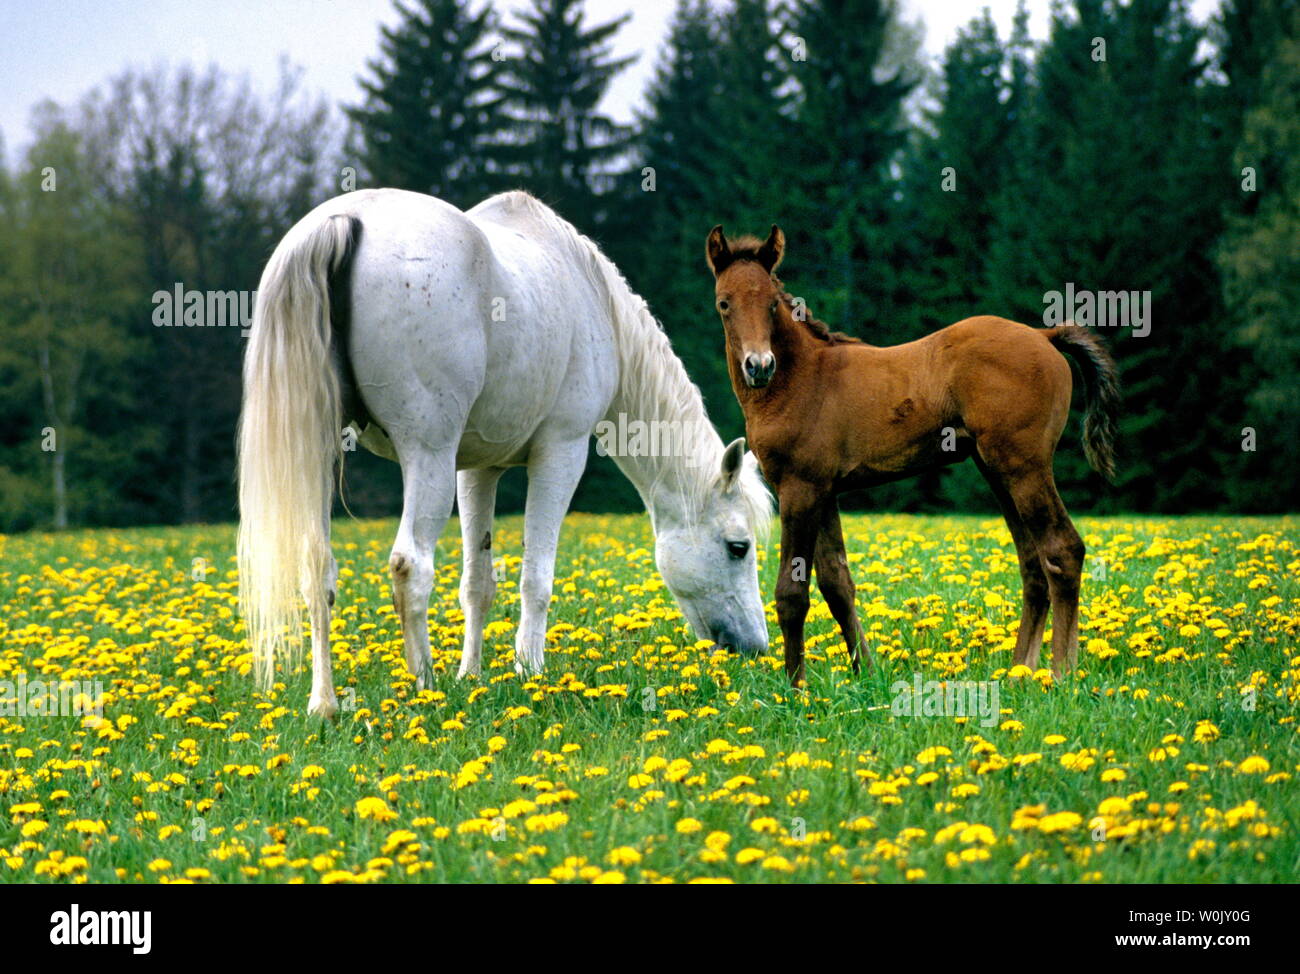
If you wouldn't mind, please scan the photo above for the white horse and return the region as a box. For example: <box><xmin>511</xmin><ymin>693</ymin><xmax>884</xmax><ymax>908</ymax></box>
<box><xmin>237</xmin><ymin>189</ymin><xmax>771</xmax><ymax>717</ymax></box>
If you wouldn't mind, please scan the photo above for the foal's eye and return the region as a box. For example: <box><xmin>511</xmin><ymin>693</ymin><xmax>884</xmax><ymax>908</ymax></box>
<box><xmin>717</xmin><ymin>299</ymin><xmax>730</xmax><ymax>313</ymax></box>
<box><xmin>769</xmin><ymin>301</ymin><xmax>778</xmax><ymax>314</ymax></box>
<box><xmin>726</xmin><ymin>540</ymin><xmax>750</xmax><ymax>560</ymax></box>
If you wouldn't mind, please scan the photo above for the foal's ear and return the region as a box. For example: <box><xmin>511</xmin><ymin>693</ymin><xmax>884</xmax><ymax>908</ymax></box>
<box><xmin>706</xmin><ymin>225</ymin><xmax>734</xmax><ymax>276</ymax></box>
<box><xmin>756</xmin><ymin>224</ymin><xmax>785</xmax><ymax>273</ymax></box>
<box><xmin>720</xmin><ymin>437</ymin><xmax>746</xmax><ymax>491</ymax></box>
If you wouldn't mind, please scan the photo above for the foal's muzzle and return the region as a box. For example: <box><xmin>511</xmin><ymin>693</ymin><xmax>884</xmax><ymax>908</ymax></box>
<box><xmin>743</xmin><ymin>352</ymin><xmax>775</xmax><ymax>388</ymax></box>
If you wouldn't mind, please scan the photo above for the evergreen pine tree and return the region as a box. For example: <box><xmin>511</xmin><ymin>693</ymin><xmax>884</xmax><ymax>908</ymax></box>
<box><xmin>347</xmin><ymin>0</ymin><xmax>506</xmax><ymax>206</ymax></box>
<box><xmin>1216</xmin><ymin>0</ymin><xmax>1300</xmax><ymax>510</ymax></box>
<box><xmin>985</xmin><ymin>0</ymin><xmax>1234</xmax><ymax>511</ymax></box>
<box><xmin>886</xmin><ymin>6</ymin><xmax>1029</xmax><ymax>512</ymax></box>
<box><xmin>496</xmin><ymin>0</ymin><xmax>635</xmax><ymax>221</ymax></box>
<box><xmin>627</xmin><ymin>0</ymin><xmax>788</xmax><ymax>437</ymax></box>
<box><xmin>781</xmin><ymin>0</ymin><xmax>918</xmax><ymax>328</ymax></box>
<box><xmin>637</xmin><ymin>0</ymin><xmax>723</xmax><ymax>222</ymax></box>
<box><xmin>707</xmin><ymin>0</ymin><xmax>791</xmax><ymax>234</ymax></box>
<box><xmin>899</xmin><ymin>7</ymin><xmax>1026</xmax><ymax>333</ymax></box>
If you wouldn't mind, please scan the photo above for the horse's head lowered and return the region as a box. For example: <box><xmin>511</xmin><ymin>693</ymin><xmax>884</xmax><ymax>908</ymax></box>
<box><xmin>654</xmin><ymin>437</ymin><xmax>770</xmax><ymax>656</ymax></box>
<box><xmin>705</xmin><ymin>224</ymin><xmax>786</xmax><ymax>388</ymax></box>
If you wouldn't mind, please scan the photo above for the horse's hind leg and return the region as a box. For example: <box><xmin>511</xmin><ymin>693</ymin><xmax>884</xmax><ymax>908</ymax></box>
<box><xmin>390</xmin><ymin>445</ymin><xmax>458</xmax><ymax>689</ymax></box>
<box><xmin>974</xmin><ymin>457</ymin><xmax>1049</xmax><ymax>669</ymax></box>
<box><xmin>1007</xmin><ymin>473</ymin><xmax>1085</xmax><ymax>681</ymax></box>
<box><xmin>307</xmin><ymin>502</ymin><xmax>340</xmax><ymax>718</ymax></box>
<box><xmin>813</xmin><ymin>501</ymin><xmax>869</xmax><ymax>674</ymax></box>
<box><xmin>456</xmin><ymin>467</ymin><xmax>504</xmax><ymax>679</ymax></box>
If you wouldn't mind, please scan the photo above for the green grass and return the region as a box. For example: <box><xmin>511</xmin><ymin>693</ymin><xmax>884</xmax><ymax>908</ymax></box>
<box><xmin>0</xmin><ymin>513</ymin><xmax>1296</xmax><ymax>883</ymax></box>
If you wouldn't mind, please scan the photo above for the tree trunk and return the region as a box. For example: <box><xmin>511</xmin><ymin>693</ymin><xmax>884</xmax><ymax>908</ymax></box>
<box><xmin>51</xmin><ymin>449</ymin><xmax>68</xmax><ymax>529</ymax></box>
<box><xmin>37</xmin><ymin>335</ymin><xmax>72</xmax><ymax>530</ymax></box>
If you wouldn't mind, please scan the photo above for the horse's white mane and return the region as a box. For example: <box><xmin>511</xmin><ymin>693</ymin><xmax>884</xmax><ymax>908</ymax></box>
<box><xmin>483</xmin><ymin>191</ymin><xmax>772</xmax><ymax>539</ymax></box>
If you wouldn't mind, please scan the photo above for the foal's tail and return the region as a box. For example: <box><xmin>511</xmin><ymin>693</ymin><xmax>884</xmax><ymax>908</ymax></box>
<box><xmin>237</xmin><ymin>213</ymin><xmax>360</xmax><ymax>688</ymax></box>
<box><xmin>1047</xmin><ymin>326</ymin><xmax>1120</xmax><ymax>482</ymax></box>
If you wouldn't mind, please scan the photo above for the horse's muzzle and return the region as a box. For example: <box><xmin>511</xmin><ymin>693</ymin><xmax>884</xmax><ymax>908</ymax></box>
<box><xmin>743</xmin><ymin>352</ymin><xmax>775</xmax><ymax>387</ymax></box>
<box><xmin>713</xmin><ymin>623</ymin><xmax>767</xmax><ymax>657</ymax></box>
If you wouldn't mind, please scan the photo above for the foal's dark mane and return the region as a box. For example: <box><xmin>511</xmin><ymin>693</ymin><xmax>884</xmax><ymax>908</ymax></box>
<box><xmin>726</xmin><ymin>235</ymin><xmax>863</xmax><ymax>346</ymax></box>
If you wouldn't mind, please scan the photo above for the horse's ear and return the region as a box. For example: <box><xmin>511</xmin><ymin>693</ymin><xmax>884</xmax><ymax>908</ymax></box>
<box><xmin>720</xmin><ymin>437</ymin><xmax>746</xmax><ymax>491</ymax></box>
<box><xmin>757</xmin><ymin>224</ymin><xmax>785</xmax><ymax>273</ymax></box>
<box><xmin>706</xmin><ymin>225</ymin><xmax>733</xmax><ymax>276</ymax></box>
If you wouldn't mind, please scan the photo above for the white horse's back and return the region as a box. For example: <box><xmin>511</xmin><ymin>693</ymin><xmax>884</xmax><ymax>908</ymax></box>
<box><xmin>326</xmin><ymin>188</ymin><xmax>617</xmax><ymax>469</ymax></box>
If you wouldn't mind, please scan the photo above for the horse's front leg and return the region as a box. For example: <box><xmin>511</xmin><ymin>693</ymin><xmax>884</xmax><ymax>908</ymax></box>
<box><xmin>457</xmin><ymin>468</ymin><xmax>505</xmax><ymax>678</ymax></box>
<box><xmin>514</xmin><ymin>438</ymin><xmax>587</xmax><ymax>677</ymax></box>
<box><xmin>774</xmin><ymin>480</ymin><xmax>823</xmax><ymax>688</ymax></box>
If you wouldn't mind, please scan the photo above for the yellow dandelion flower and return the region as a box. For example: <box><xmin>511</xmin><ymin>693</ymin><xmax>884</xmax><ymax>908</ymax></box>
<box><xmin>1237</xmin><ymin>756</ymin><xmax>1269</xmax><ymax>774</ymax></box>
<box><xmin>355</xmin><ymin>797</ymin><xmax>397</xmax><ymax>822</ymax></box>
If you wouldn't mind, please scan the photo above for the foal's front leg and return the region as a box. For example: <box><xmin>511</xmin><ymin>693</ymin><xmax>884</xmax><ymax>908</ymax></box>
<box><xmin>813</xmin><ymin>501</ymin><xmax>869</xmax><ymax>674</ymax></box>
<box><xmin>774</xmin><ymin>480</ymin><xmax>822</xmax><ymax>688</ymax></box>
<box><xmin>514</xmin><ymin>438</ymin><xmax>587</xmax><ymax>677</ymax></box>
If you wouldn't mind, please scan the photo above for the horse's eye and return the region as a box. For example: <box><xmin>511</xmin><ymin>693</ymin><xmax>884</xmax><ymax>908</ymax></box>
<box><xmin>769</xmin><ymin>301</ymin><xmax>778</xmax><ymax>314</ymax></box>
<box><xmin>718</xmin><ymin>299</ymin><xmax>730</xmax><ymax>313</ymax></box>
<box><xmin>726</xmin><ymin>540</ymin><xmax>750</xmax><ymax>560</ymax></box>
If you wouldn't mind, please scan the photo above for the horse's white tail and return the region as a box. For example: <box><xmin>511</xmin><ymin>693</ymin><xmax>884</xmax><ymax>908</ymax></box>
<box><xmin>237</xmin><ymin>213</ymin><xmax>358</xmax><ymax>688</ymax></box>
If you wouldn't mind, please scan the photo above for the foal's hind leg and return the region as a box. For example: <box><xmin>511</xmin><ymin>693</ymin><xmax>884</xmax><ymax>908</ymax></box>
<box><xmin>390</xmin><ymin>446</ymin><xmax>458</xmax><ymax>689</ymax></box>
<box><xmin>974</xmin><ymin>458</ymin><xmax>1049</xmax><ymax>669</ymax></box>
<box><xmin>457</xmin><ymin>467</ymin><xmax>504</xmax><ymax>679</ymax></box>
<box><xmin>1007</xmin><ymin>473</ymin><xmax>1085</xmax><ymax>681</ymax></box>
<box><xmin>813</xmin><ymin>501</ymin><xmax>869</xmax><ymax>674</ymax></box>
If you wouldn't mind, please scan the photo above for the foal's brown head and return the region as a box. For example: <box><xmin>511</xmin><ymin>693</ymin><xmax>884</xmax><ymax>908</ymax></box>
<box><xmin>705</xmin><ymin>225</ymin><xmax>786</xmax><ymax>388</ymax></box>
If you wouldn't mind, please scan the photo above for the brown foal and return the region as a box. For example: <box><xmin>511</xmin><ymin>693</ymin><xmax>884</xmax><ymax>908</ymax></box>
<box><xmin>706</xmin><ymin>225</ymin><xmax>1120</xmax><ymax>687</ymax></box>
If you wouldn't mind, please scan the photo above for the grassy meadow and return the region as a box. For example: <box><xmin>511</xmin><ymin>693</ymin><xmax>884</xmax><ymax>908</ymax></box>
<box><xmin>0</xmin><ymin>512</ymin><xmax>1296</xmax><ymax>883</ymax></box>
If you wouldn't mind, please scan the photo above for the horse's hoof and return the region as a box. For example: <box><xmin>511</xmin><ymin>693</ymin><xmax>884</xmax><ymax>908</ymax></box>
<box><xmin>513</xmin><ymin>658</ymin><xmax>543</xmax><ymax>679</ymax></box>
<box><xmin>308</xmin><ymin>696</ymin><xmax>338</xmax><ymax>720</ymax></box>
<box><xmin>457</xmin><ymin>661</ymin><xmax>480</xmax><ymax>679</ymax></box>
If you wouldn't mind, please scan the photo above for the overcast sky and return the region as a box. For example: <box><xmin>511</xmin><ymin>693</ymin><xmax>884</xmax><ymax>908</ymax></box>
<box><xmin>0</xmin><ymin>0</ymin><xmax>1222</xmax><ymax>159</ymax></box>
